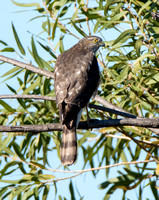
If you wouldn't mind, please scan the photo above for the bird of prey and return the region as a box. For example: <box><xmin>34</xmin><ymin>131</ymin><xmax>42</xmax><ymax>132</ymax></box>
<box><xmin>54</xmin><ymin>36</ymin><xmax>105</xmax><ymax>166</ymax></box>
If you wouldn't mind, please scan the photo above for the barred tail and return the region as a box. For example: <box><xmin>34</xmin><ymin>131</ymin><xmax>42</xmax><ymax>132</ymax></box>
<box><xmin>60</xmin><ymin>124</ymin><xmax>77</xmax><ymax>166</ymax></box>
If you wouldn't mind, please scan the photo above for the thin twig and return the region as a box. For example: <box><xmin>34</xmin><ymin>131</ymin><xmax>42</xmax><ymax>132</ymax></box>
<box><xmin>0</xmin><ymin>94</ymin><xmax>138</xmax><ymax>118</ymax></box>
<box><xmin>88</xmin><ymin>134</ymin><xmax>159</xmax><ymax>147</ymax></box>
<box><xmin>85</xmin><ymin>0</ymin><xmax>91</xmax><ymax>35</ymax></box>
<box><xmin>2</xmin><ymin>154</ymin><xmax>154</xmax><ymax>174</ymax></box>
<box><xmin>125</xmin><ymin>0</ymin><xmax>157</xmax><ymax>56</ymax></box>
<box><xmin>42</xmin><ymin>0</ymin><xmax>80</xmax><ymax>39</ymax></box>
<box><xmin>117</xmin><ymin>127</ymin><xmax>159</xmax><ymax>164</ymax></box>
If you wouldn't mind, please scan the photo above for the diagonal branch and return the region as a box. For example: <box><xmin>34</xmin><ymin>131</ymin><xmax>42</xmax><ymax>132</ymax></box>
<box><xmin>94</xmin><ymin>95</ymin><xmax>159</xmax><ymax>135</ymax></box>
<box><xmin>89</xmin><ymin>103</ymin><xmax>136</xmax><ymax>118</ymax></box>
<box><xmin>0</xmin><ymin>55</ymin><xmax>54</xmax><ymax>79</ymax></box>
<box><xmin>2</xmin><ymin>153</ymin><xmax>155</xmax><ymax>174</ymax></box>
<box><xmin>0</xmin><ymin>94</ymin><xmax>55</xmax><ymax>101</ymax></box>
<box><xmin>0</xmin><ymin>94</ymin><xmax>137</xmax><ymax>118</ymax></box>
<box><xmin>117</xmin><ymin>127</ymin><xmax>159</xmax><ymax>164</ymax></box>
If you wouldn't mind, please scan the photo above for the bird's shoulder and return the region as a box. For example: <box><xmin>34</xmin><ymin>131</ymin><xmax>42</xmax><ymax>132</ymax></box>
<box><xmin>55</xmin><ymin>43</ymin><xmax>95</xmax><ymax>67</ymax></box>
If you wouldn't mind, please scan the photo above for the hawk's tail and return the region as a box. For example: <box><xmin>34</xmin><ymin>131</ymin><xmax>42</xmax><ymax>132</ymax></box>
<box><xmin>60</xmin><ymin>124</ymin><xmax>77</xmax><ymax>166</ymax></box>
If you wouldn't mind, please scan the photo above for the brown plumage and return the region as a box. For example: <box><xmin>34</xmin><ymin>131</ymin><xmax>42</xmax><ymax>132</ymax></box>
<box><xmin>54</xmin><ymin>36</ymin><xmax>105</xmax><ymax>165</ymax></box>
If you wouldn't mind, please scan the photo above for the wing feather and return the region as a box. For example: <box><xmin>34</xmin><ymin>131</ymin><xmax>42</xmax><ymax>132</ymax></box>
<box><xmin>54</xmin><ymin>50</ymin><xmax>100</xmax><ymax>123</ymax></box>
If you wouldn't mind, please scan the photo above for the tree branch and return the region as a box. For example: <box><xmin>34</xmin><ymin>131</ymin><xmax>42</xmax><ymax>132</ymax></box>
<box><xmin>94</xmin><ymin>95</ymin><xmax>159</xmax><ymax>135</ymax></box>
<box><xmin>0</xmin><ymin>94</ymin><xmax>55</xmax><ymax>101</ymax></box>
<box><xmin>89</xmin><ymin>103</ymin><xmax>136</xmax><ymax>118</ymax></box>
<box><xmin>2</xmin><ymin>153</ymin><xmax>155</xmax><ymax>174</ymax></box>
<box><xmin>0</xmin><ymin>55</ymin><xmax>54</xmax><ymax>79</ymax></box>
<box><xmin>1</xmin><ymin>118</ymin><xmax>159</xmax><ymax>133</ymax></box>
<box><xmin>0</xmin><ymin>56</ymin><xmax>159</xmax><ymax>134</ymax></box>
<box><xmin>117</xmin><ymin>127</ymin><xmax>159</xmax><ymax>164</ymax></box>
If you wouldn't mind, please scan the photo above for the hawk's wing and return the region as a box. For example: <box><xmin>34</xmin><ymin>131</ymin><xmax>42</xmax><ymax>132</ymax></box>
<box><xmin>54</xmin><ymin>49</ymin><xmax>100</xmax><ymax>124</ymax></box>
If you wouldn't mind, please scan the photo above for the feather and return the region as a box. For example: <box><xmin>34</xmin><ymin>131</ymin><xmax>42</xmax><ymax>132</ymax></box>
<box><xmin>61</xmin><ymin>121</ymin><xmax>77</xmax><ymax>166</ymax></box>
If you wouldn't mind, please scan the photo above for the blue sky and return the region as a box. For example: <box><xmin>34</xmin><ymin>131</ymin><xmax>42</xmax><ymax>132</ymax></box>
<box><xmin>0</xmin><ymin>1</ymin><xmax>156</xmax><ymax>200</ymax></box>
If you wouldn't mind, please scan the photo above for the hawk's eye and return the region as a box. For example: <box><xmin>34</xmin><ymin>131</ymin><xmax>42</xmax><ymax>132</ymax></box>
<box><xmin>93</xmin><ymin>39</ymin><xmax>98</xmax><ymax>43</ymax></box>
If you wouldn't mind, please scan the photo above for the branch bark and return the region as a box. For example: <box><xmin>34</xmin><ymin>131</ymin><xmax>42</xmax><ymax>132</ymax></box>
<box><xmin>0</xmin><ymin>55</ymin><xmax>54</xmax><ymax>79</ymax></box>
<box><xmin>94</xmin><ymin>95</ymin><xmax>159</xmax><ymax>135</ymax></box>
<box><xmin>1</xmin><ymin>118</ymin><xmax>159</xmax><ymax>132</ymax></box>
<box><xmin>0</xmin><ymin>94</ymin><xmax>55</xmax><ymax>101</ymax></box>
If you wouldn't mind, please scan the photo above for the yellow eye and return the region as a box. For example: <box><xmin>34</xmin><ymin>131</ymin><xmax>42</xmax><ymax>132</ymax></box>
<box><xmin>93</xmin><ymin>39</ymin><xmax>98</xmax><ymax>43</ymax></box>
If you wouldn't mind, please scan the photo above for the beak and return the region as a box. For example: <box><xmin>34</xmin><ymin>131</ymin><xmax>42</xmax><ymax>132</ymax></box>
<box><xmin>99</xmin><ymin>41</ymin><xmax>105</xmax><ymax>47</ymax></box>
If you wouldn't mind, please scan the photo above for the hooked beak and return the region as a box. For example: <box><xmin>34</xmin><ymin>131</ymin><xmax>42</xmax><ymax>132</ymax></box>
<box><xmin>99</xmin><ymin>41</ymin><xmax>105</xmax><ymax>47</ymax></box>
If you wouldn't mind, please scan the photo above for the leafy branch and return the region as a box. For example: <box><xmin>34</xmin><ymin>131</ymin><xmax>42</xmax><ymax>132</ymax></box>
<box><xmin>0</xmin><ymin>55</ymin><xmax>159</xmax><ymax>134</ymax></box>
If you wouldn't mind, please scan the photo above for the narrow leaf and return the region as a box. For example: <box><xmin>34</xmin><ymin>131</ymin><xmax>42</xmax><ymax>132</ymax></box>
<box><xmin>71</xmin><ymin>20</ymin><xmax>87</xmax><ymax>37</ymax></box>
<box><xmin>12</xmin><ymin>23</ymin><xmax>25</xmax><ymax>55</ymax></box>
<box><xmin>52</xmin><ymin>17</ymin><xmax>58</xmax><ymax>41</ymax></box>
<box><xmin>11</xmin><ymin>0</ymin><xmax>39</xmax><ymax>7</ymax></box>
<box><xmin>113</xmin><ymin>29</ymin><xmax>137</xmax><ymax>46</ymax></box>
<box><xmin>0</xmin><ymin>100</ymin><xmax>15</xmax><ymax>112</ymax></box>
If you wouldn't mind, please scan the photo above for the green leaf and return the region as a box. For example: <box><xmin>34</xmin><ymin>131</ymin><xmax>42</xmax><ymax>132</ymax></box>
<box><xmin>47</xmin><ymin>15</ymin><xmax>51</xmax><ymax>36</ymax></box>
<box><xmin>71</xmin><ymin>20</ymin><xmax>87</xmax><ymax>37</ymax></box>
<box><xmin>116</xmin><ymin>65</ymin><xmax>129</xmax><ymax>82</ymax></box>
<box><xmin>0</xmin><ymin>100</ymin><xmax>15</xmax><ymax>112</ymax></box>
<box><xmin>138</xmin><ymin>1</ymin><xmax>151</xmax><ymax>16</ymax></box>
<box><xmin>113</xmin><ymin>29</ymin><xmax>137</xmax><ymax>46</ymax></box>
<box><xmin>133</xmin><ymin>53</ymin><xmax>155</xmax><ymax>66</ymax></box>
<box><xmin>11</xmin><ymin>0</ymin><xmax>39</xmax><ymax>7</ymax></box>
<box><xmin>37</xmin><ymin>41</ymin><xmax>57</xmax><ymax>59</ymax></box>
<box><xmin>12</xmin><ymin>23</ymin><xmax>26</xmax><ymax>55</ymax></box>
<box><xmin>6</xmin><ymin>84</ymin><xmax>16</xmax><ymax>93</ymax></box>
<box><xmin>150</xmin><ymin>180</ymin><xmax>159</xmax><ymax>199</ymax></box>
<box><xmin>104</xmin><ymin>0</ymin><xmax>121</xmax><ymax>14</ymax></box>
<box><xmin>0</xmin><ymin>185</ymin><xmax>13</xmax><ymax>197</ymax></box>
<box><xmin>31</xmin><ymin>37</ymin><xmax>53</xmax><ymax>70</ymax></box>
<box><xmin>145</xmin><ymin>92</ymin><xmax>159</xmax><ymax>104</ymax></box>
<box><xmin>0</xmin><ymin>179</ymin><xmax>19</xmax><ymax>184</ymax></box>
<box><xmin>0</xmin><ymin>40</ymin><xmax>8</xmax><ymax>46</ymax></box>
<box><xmin>59</xmin><ymin>35</ymin><xmax>64</xmax><ymax>53</ymax></box>
<box><xmin>1</xmin><ymin>66</ymin><xmax>21</xmax><ymax>78</ymax></box>
<box><xmin>0</xmin><ymin>134</ymin><xmax>13</xmax><ymax>152</ymax></box>
<box><xmin>0</xmin><ymin>47</ymin><xmax>15</xmax><ymax>52</ymax></box>
<box><xmin>69</xmin><ymin>180</ymin><xmax>75</xmax><ymax>200</ymax></box>
<box><xmin>30</xmin><ymin>161</ymin><xmax>46</xmax><ymax>169</ymax></box>
<box><xmin>12</xmin><ymin>185</ymin><xmax>29</xmax><ymax>199</ymax></box>
<box><xmin>52</xmin><ymin>17</ymin><xmax>58</xmax><ymax>41</ymax></box>
<box><xmin>38</xmin><ymin>174</ymin><xmax>55</xmax><ymax>180</ymax></box>
<box><xmin>31</xmin><ymin>36</ymin><xmax>44</xmax><ymax>68</ymax></box>
<box><xmin>13</xmin><ymin>142</ymin><xmax>25</xmax><ymax>160</ymax></box>
<box><xmin>43</xmin><ymin>185</ymin><xmax>50</xmax><ymax>200</ymax></box>
<box><xmin>135</xmin><ymin>37</ymin><xmax>143</xmax><ymax>56</ymax></box>
<box><xmin>100</xmin><ymin>174</ymin><xmax>139</xmax><ymax>189</ymax></box>
<box><xmin>22</xmin><ymin>77</ymin><xmax>40</xmax><ymax>94</ymax></box>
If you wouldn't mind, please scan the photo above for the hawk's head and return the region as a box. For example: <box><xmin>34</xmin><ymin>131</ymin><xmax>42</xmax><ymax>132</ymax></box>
<box><xmin>79</xmin><ymin>36</ymin><xmax>105</xmax><ymax>53</ymax></box>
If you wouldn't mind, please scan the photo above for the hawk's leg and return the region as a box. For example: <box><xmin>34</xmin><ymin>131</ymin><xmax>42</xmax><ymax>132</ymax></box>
<box><xmin>85</xmin><ymin>104</ymin><xmax>92</xmax><ymax>129</ymax></box>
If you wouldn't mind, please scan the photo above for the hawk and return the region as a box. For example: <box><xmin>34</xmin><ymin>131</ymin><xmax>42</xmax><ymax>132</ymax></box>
<box><xmin>54</xmin><ymin>36</ymin><xmax>105</xmax><ymax>166</ymax></box>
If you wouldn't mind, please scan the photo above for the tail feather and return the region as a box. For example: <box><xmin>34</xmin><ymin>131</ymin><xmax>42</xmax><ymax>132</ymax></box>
<box><xmin>60</xmin><ymin>123</ymin><xmax>77</xmax><ymax>166</ymax></box>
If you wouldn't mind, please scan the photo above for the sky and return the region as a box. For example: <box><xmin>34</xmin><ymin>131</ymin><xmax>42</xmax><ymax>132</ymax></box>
<box><xmin>0</xmin><ymin>1</ymin><xmax>157</xmax><ymax>200</ymax></box>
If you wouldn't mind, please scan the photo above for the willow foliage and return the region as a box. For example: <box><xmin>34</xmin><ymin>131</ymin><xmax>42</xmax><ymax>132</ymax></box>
<box><xmin>0</xmin><ymin>0</ymin><xmax>159</xmax><ymax>199</ymax></box>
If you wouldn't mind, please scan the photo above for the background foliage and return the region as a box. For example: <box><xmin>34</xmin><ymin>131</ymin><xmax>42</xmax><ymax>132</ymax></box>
<box><xmin>0</xmin><ymin>0</ymin><xmax>159</xmax><ymax>199</ymax></box>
